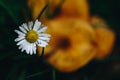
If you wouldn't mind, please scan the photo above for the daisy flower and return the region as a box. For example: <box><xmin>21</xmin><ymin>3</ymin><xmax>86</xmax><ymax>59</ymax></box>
<box><xmin>14</xmin><ymin>19</ymin><xmax>51</xmax><ymax>55</ymax></box>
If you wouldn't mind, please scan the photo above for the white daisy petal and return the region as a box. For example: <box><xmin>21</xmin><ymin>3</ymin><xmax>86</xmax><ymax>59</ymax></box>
<box><xmin>38</xmin><ymin>43</ymin><xmax>46</xmax><ymax>47</ymax></box>
<box><xmin>21</xmin><ymin>48</ymin><xmax>24</xmax><ymax>52</ymax></box>
<box><xmin>26</xmin><ymin>44</ymin><xmax>31</xmax><ymax>54</ymax></box>
<box><xmin>37</xmin><ymin>39</ymin><xmax>48</xmax><ymax>47</ymax></box>
<box><xmin>15</xmin><ymin>36</ymin><xmax>25</xmax><ymax>42</ymax></box>
<box><xmin>33</xmin><ymin>47</ymin><xmax>36</xmax><ymax>54</ymax></box>
<box><xmin>21</xmin><ymin>43</ymin><xmax>29</xmax><ymax>54</ymax></box>
<box><xmin>19</xmin><ymin>26</ymin><xmax>27</xmax><ymax>33</ymax></box>
<box><xmin>19</xmin><ymin>44</ymin><xmax>24</xmax><ymax>50</ymax></box>
<box><xmin>17</xmin><ymin>39</ymin><xmax>26</xmax><ymax>46</ymax></box>
<box><xmin>29</xmin><ymin>44</ymin><xmax>33</xmax><ymax>55</ymax></box>
<box><xmin>32</xmin><ymin>44</ymin><xmax>35</xmax><ymax>54</ymax></box>
<box><xmin>26</xmin><ymin>47</ymin><xmax>30</xmax><ymax>54</ymax></box>
<box><xmin>18</xmin><ymin>41</ymin><xmax>28</xmax><ymax>49</ymax></box>
<box><xmin>27</xmin><ymin>44</ymin><xmax>31</xmax><ymax>55</ymax></box>
<box><xmin>30</xmin><ymin>44</ymin><xmax>33</xmax><ymax>55</ymax></box>
<box><xmin>18</xmin><ymin>42</ymin><xmax>26</xmax><ymax>49</ymax></box>
<box><xmin>24</xmin><ymin>42</ymin><xmax>31</xmax><ymax>54</ymax></box>
<box><xmin>31</xmin><ymin>43</ymin><xmax>35</xmax><ymax>54</ymax></box>
<box><xmin>26</xmin><ymin>46</ymin><xmax>29</xmax><ymax>54</ymax></box>
<box><xmin>39</xmin><ymin>34</ymin><xmax>51</xmax><ymax>37</ymax></box>
<box><xmin>23</xmin><ymin>46</ymin><xmax>29</xmax><ymax>53</ymax></box>
<box><xmin>39</xmin><ymin>37</ymin><xmax>50</xmax><ymax>42</ymax></box>
<box><xmin>28</xmin><ymin>21</ymin><xmax>33</xmax><ymax>30</ymax></box>
<box><xmin>21</xmin><ymin>46</ymin><xmax>26</xmax><ymax>52</ymax></box>
<box><xmin>33</xmin><ymin>19</ymin><xmax>41</xmax><ymax>31</ymax></box>
<box><xmin>18</xmin><ymin>35</ymin><xmax>25</xmax><ymax>38</ymax></box>
<box><xmin>22</xmin><ymin>23</ymin><xmax>29</xmax><ymax>31</ymax></box>
<box><xmin>19</xmin><ymin>46</ymin><xmax>26</xmax><ymax>52</ymax></box>
<box><xmin>33</xmin><ymin>43</ymin><xmax>36</xmax><ymax>54</ymax></box>
<box><xmin>14</xmin><ymin>30</ymin><xmax>25</xmax><ymax>36</ymax></box>
<box><xmin>37</xmin><ymin>27</ymin><xmax>47</xmax><ymax>33</ymax></box>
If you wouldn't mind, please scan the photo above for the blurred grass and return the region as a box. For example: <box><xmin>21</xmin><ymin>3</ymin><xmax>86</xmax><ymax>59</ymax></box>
<box><xmin>0</xmin><ymin>0</ymin><xmax>18</xmax><ymax>24</ymax></box>
<box><xmin>0</xmin><ymin>0</ymin><xmax>120</xmax><ymax>80</ymax></box>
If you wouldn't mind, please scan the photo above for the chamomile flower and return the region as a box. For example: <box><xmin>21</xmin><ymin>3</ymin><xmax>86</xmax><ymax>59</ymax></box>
<box><xmin>14</xmin><ymin>19</ymin><xmax>51</xmax><ymax>55</ymax></box>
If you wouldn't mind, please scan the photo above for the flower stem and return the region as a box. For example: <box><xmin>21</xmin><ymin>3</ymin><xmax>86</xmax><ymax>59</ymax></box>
<box><xmin>41</xmin><ymin>47</ymin><xmax>44</xmax><ymax>58</ymax></box>
<box><xmin>52</xmin><ymin>68</ymin><xmax>56</xmax><ymax>80</ymax></box>
<box><xmin>37</xmin><ymin>4</ymin><xmax>48</xmax><ymax>20</ymax></box>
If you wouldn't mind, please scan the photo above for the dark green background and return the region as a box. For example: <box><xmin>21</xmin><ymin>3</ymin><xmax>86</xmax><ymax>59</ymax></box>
<box><xmin>0</xmin><ymin>0</ymin><xmax>120</xmax><ymax>80</ymax></box>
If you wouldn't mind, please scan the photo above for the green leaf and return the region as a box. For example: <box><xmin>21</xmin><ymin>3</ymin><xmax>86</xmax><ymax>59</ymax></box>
<box><xmin>26</xmin><ymin>68</ymin><xmax>51</xmax><ymax>78</ymax></box>
<box><xmin>0</xmin><ymin>54</ymin><xmax>11</xmax><ymax>60</ymax></box>
<box><xmin>0</xmin><ymin>0</ymin><xmax>18</xmax><ymax>25</ymax></box>
<box><xmin>18</xmin><ymin>70</ymin><xmax>26</xmax><ymax>80</ymax></box>
<box><xmin>6</xmin><ymin>64</ymin><xmax>20</xmax><ymax>80</ymax></box>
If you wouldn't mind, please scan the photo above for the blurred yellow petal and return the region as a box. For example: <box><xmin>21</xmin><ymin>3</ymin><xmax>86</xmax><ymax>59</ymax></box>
<box><xmin>28</xmin><ymin>0</ymin><xmax>89</xmax><ymax>20</ymax></box>
<box><xmin>91</xmin><ymin>16</ymin><xmax>115</xmax><ymax>59</ymax></box>
<box><xmin>27</xmin><ymin>0</ymin><xmax>46</xmax><ymax>20</ymax></box>
<box><xmin>37</xmin><ymin>17</ymin><xmax>97</xmax><ymax>72</ymax></box>
<box><xmin>61</xmin><ymin>0</ymin><xmax>89</xmax><ymax>20</ymax></box>
<box><xmin>95</xmin><ymin>27</ymin><xmax>115</xmax><ymax>59</ymax></box>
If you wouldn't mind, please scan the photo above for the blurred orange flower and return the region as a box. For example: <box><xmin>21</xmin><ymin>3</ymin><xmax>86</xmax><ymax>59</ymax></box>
<box><xmin>27</xmin><ymin>0</ymin><xmax>46</xmax><ymax>20</ymax></box>
<box><xmin>27</xmin><ymin>0</ymin><xmax>89</xmax><ymax>20</ymax></box>
<box><xmin>37</xmin><ymin>16</ymin><xmax>97</xmax><ymax>72</ymax></box>
<box><xmin>91</xmin><ymin>16</ymin><xmax>115</xmax><ymax>59</ymax></box>
<box><xmin>28</xmin><ymin>0</ymin><xmax>115</xmax><ymax>72</ymax></box>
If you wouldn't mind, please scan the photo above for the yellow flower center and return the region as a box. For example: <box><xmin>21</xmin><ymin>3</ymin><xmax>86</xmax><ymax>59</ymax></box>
<box><xmin>26</xmin><ymin>30</ymin><xmax>38</xmax><ymax>43</ymax></box>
